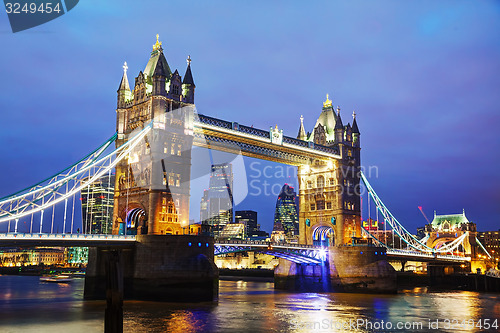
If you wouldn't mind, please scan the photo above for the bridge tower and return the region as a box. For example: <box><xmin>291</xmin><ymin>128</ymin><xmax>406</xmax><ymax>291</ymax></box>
<box><xmin>425</xmin><ymin>210</ymin><xmax>479</xmax><ymax>257</ymax></box>
<box><xmin>113</xmin><ymin>35</ymin><xmax>196</xmax><ymax>236</ymax></box>
<box><xmin>297</xmin><ymin>95</ymin><xmax>361</xmax><ymax>246</ymax></box>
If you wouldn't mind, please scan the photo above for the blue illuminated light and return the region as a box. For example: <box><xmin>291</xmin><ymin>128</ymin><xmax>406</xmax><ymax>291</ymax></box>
<box><xmin>360</xmin><ymin>251</ymin><xmax>363</xmax><ymax>254</ymax></box>
<box><xmin>206</xmin><ymin>243</ymin><xmax>209</xmax><ymax>247</ymax></box>
<box><xmin>198</xmin><ymin>242</ymin><xmax>201</xmax><ymax>247</ymax></box>
<box><xmin>188</xmin><ymin>242</ymin><xmax>191</xmax><ymax>246</ymax></box>
<box><xmin>375</xmin><ymin>252</ymin><xmax>378</xmax><ymax>255</ymax></box>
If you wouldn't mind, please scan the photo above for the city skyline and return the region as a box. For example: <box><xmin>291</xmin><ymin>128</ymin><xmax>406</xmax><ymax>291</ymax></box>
<box><xmin>0</xmin><ymin>1</ymin><xmax>499</xmax><ymax>234</ymax></box>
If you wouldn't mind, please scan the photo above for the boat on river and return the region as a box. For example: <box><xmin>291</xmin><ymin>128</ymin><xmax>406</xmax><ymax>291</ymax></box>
<box><xmin>40</xmin><ymin>275</ymin><xmax>73</xmax><ymax>283</ymax></box>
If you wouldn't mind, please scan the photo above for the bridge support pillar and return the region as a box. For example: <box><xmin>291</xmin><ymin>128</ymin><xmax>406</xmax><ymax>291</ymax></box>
<box><xmin>400</xmin><ymin>260</ymin><xmax>407</xmax><ymax>272</ymax></box>
<box><xmin>275</xmin><ymin>246</ymin><xmax>396</xmax><ymax>293</ymax></box>
<box><xmin>85</xmin><ymin>235</ymin><xmax>219</xmax><ymax>302</ymax></box>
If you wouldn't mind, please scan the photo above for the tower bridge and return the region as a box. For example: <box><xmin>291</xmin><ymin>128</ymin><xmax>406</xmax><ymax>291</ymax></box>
<box><xmin>0</xmin><ymin>35</ymin><xmax>488</xmax><ymax>300</ymax></box>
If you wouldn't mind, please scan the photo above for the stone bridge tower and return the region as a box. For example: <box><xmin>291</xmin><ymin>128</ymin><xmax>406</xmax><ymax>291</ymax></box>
<box><xmin>425</xmin><ymin>210</ymin><xmax>479</xmax><ymax>256</ymax></box>
<box><xmin>297</xmin><ymin>95</ymin><xmax>361</xmax><ymax>246</ymax></box>
<box><xmin>113</xmin><ymin>35</ymin><xmax>196</xmax><ymax>236</ymax></box>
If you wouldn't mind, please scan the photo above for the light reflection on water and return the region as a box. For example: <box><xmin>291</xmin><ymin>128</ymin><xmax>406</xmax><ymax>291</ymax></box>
<box><xmin>0</xmin><ymin>276</ymin><xmax>499</xmax><ymax>332</ymax></box>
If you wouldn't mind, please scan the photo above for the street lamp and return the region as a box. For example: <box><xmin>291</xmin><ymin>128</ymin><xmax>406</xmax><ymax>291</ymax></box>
<box><xmin>181</xmin><ymin>220</ymin><xmax>188</xmax><ymax>235</ymax></box>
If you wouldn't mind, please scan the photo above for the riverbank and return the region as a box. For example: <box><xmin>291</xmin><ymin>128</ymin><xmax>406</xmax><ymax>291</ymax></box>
<box><xmin>0</xmin><ymin>266</ymin><xmax>85</xmax><ymax>276</ymax></box>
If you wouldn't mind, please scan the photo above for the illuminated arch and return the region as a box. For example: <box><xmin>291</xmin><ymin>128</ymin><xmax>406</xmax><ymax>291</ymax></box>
<box><xmin>312</xmin><ymin>225</ymin><xmax>334</xmax><ymax>247</ymax></box>
<box><xmin>126</xmin><ymin>208</ymin><xmax>146</xmax><ymax>229</ymax></box>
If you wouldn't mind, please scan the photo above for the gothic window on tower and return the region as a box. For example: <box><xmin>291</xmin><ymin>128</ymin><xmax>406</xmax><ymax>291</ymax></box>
<box><xmin>310</xmin><ymin>203</ymin><xmax>316</xmax><ymax>211</ymax></box>
<box><xmin>171</xmin><ymin>143</ymin><xmax>175</xmax><ymax>155</ymax></box>
<box><xmin>329</xmin><ymin>178</ymin><xmax>335</xmax><ymax>186</ymax></box>
<box><xmin>316</xmin><ymin>199</ymin><xmax>325</xmax><ymax>210</ymax></box>
<box><xmin>177</xmin><ymin>144</ymin><xmax>182</xmax><ymax>156</ymax></box>
<box><xmin>317</xmin><ymin>175</ymin><xmax>325</xmax><ymax>188</ymax></box>
<box><xmin>347</xmin><ymin>149</ymin><xmax>352</xmax><ymax>157</ymax></box>
<box><xmin>327</xmin><ymin>202</ymin><xmax>332</xmax><ymax>209</ymax></box>
<box><xmin>307</xmin><ymin>181</ymin><xmax>312</xmax><ymax>189</ymax></box>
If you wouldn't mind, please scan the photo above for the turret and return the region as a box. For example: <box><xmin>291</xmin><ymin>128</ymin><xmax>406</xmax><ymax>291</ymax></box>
<box><xmin>182</xmin><ymin>55</ymin><xmax>195</xmax><ymax>104</ymax></box>
<box><xmin>334</xmin><ymin>106</ymin><xmax>344</xmax><ymax>143</ymax></box>
<box><xmin>169</xmin><ymin>69</ymin><xmax>182</xmax><ymax>99</ymax></box>
<box><xmin>297</xmin><ymin>115</ymin><xmax>307</xmax><ymax>140</ymax></box>
<box><xmin>351</xmin><ymin>111</ymin><xmax>360</xmax><ymax>147</ymax></box>
<box><xmin>117</xmin><ymin>62</ymin><xmax>132</xmax><ymax>108</ymax></box>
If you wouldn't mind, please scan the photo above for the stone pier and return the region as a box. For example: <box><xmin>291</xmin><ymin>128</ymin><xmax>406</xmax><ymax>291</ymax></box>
<box><xmin>84</xmin><ymin>235</ymin><xmax>219</xmax><ymax>302</ymax></box>
<box><xmin>275</xmin><ymin>246</ymin><xmax>397</xmax><ymax>293</ymax></box>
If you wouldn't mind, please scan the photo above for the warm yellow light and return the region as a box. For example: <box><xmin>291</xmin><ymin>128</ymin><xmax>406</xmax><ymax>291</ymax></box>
<box><xmin>323</xmin><ymin>93</ymin><xmax>332</xmax><ymax>108</ymax></box>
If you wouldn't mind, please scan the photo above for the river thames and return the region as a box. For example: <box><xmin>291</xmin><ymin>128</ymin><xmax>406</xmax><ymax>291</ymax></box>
<box><xmin>0</xmin><ymin>275</ymin><xmax>499</xmax><ymax>332</ymax></box>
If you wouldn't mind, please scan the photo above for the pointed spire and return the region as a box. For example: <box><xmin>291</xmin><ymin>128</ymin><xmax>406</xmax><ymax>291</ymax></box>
<box><xmin>118</xmin><ymin>61</ymin><xmax>131</xmax><ymax>92</ymax></box>
<box><xmin>144</xmin><ymin>34</ymin><xmax>172</xmax><ymax>81</ymax></box>
<box><xmin>323</xmin><ymin>93</ymin><xmax>333</xmax><ymax>108</ymax></box>
<box><xmin>334</xmin><ymin>106</ymin><xmax>343</xmax><ymax>130</ymax></box>
<box><xmin>182</xmin><ymin>55</ymin><xmax>195</xmax><ymax>86</ymax></box>
<box><xmin>153</xmin><ymin>55</ymin><xmax>169</xmax><ymax>77</ymax></box>
<box><xmin>297</xmin><ymin>115</ymin><xmax>307</xmax><ymax>140</ymax></box>
<box><xmin>153</xmin><ymin>34</ymin><xmax>162</xmax><ymax>51</ymax></box>
<box><xmin>351</xmin><ymin>110</ymin><xmax>360</xmax><ymax>134</ymax></box>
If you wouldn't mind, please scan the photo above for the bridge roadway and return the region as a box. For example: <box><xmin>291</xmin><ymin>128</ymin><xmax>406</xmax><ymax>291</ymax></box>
<box><xmin>0</xmin><ymin>233</ymin><xmax>470</xmax><ymax>264</ymax></box>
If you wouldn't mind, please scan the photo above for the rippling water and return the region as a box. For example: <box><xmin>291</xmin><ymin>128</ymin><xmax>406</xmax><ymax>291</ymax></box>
<box><xmin>0</xmin><ymin>275</ymin><xmax>499</xmax><ymax>332</ymax></box>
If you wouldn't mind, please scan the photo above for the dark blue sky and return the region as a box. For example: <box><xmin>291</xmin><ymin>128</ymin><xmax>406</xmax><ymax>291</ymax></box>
<box><xmin>0</xmin><ymin>1</ymin><xmax>499</xmax><ymax>233</ymax></box>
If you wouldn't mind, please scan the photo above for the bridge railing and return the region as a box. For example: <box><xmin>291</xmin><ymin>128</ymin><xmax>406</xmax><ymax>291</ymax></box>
<box><xmin>0</xmin><ymin>233</ymin><xmax>136</xmax><ymax>241</ymax></box>
<box><xmin>215</xmin><ymin>239</ymin><xmax>320</xmax><ymax>249</ymax></box>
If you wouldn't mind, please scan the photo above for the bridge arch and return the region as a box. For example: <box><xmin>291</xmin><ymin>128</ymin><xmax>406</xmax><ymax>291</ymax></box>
<box><xmin>312</xmin><ymin>225</ymin><xmax>334</xmax><ymax>247</ymax></box>
<box><xmin>125</xmin><ymin>207</ymin><xmax>147</xmax><ymax>234</ymax></box>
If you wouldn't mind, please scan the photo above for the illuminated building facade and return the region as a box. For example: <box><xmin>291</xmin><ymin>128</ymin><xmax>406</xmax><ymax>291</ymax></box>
<box><xmin>0</xmin><ymin>248</ymin><xmax>65</xmax><ymax>267</ymax></box>
<box><xmin>477</xmin><ymin>230</ymin><xmax>500</xmax><ymax>259</ymax></box>
<box><xmin>297</xmin><ymin>95</ymin><xmax>361</xmax><ymax>246</ymax></box>
<box><xmin>273</xmin><ymin>184</ymin><xmax>299</xmax><ymax>240</ymax></box>
<box><xmin>81</xmin><ymin>174</ymin><xmax>115</xmax><ymax>234</ymax></box>
<box><xmin>424</xmin><ymin>210</ymin><xmax>478</xmax><ymax>256</ymax></box>
<box><xmin>113</xmin><ymin>35</ymin><xmax>196</xmax><ymax>235</ymax></box>
<box><xmin>220</xmin><ymin>223</ymin><xmax>246</xmax><ymax>240</ymax></box>
<box><xmin>67</xmin><ymin>247</ymin><xmax>89</xmax><ymax>266</ymax></box>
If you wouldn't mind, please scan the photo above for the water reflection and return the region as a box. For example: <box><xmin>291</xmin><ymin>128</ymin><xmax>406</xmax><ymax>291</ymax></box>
<box><xmin>0</xmin><ymin>276</ymin><xmax>499</xmax><ymax>333</ymax></box>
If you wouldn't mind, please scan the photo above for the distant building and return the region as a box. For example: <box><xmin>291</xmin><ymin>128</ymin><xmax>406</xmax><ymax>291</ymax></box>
<box><xmin>273</xmin><ymin>184</ymin><xmax>299</xmax><ymax>240</ymax></box>
<box><xmin>0</xmin><ymin>247</ymin><xmax>65</xmax><ymax>267</ymax></box>
<box><xmin>66</xmin><ymin>247</ymin><xmax>88</xmax><ymax>266</ymax></box>
<box><xmin>220</xmin><ymin>223</ymin><xmax>246</xmax><ymax>240</ymax></box>
<box><xmin>234</xmin><ymin>210</ymin><xmax>269</xmax><ymax>239</ymax></box>
<box><xmin>235</xmin><ymin>210</ymin><xmax>257</xmax><ymax>235</ymax></box>
<box><xmin>477</xmin><ymin>230</ymin><xmax>500</xmax><ymax>256</ymax></box>
<box><xmin>200</xmin><ymin>163</ymin><xmax>233</xmax><ymax>236</ymax></box>
<box><xmin>81</xmin><ymin>174</ymin><xmax>115</xmax><ymax>234</ymax></box>
<box><xmin>271</xmin><ymin>220</ymin><xmax>286</xmax><ymax>243</ymax></box>
<box><xmin>416</xmin><ymin>226</ymin><xmax>426</xmax><ymax>240</ymax></box>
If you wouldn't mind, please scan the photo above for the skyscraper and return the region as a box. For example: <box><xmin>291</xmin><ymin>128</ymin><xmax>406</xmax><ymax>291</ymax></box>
<box><xmin>201</xmin><ymin>163</ymin><xmax>233</xmax><ymax>236</ymax></box>
<box><xmin>81</xmin><ymin>174</ymin><xmax>115</xmax><ymax>234</ymax></box>
<box><xmin>273</xmin><ymin>184</ymin><xmax>299</xmax><ymax>240</ymax></box>
<box><xmin>235</xmin><ymin>210</ymin><xmax>258</xmax><ymax>235</ymax></box>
